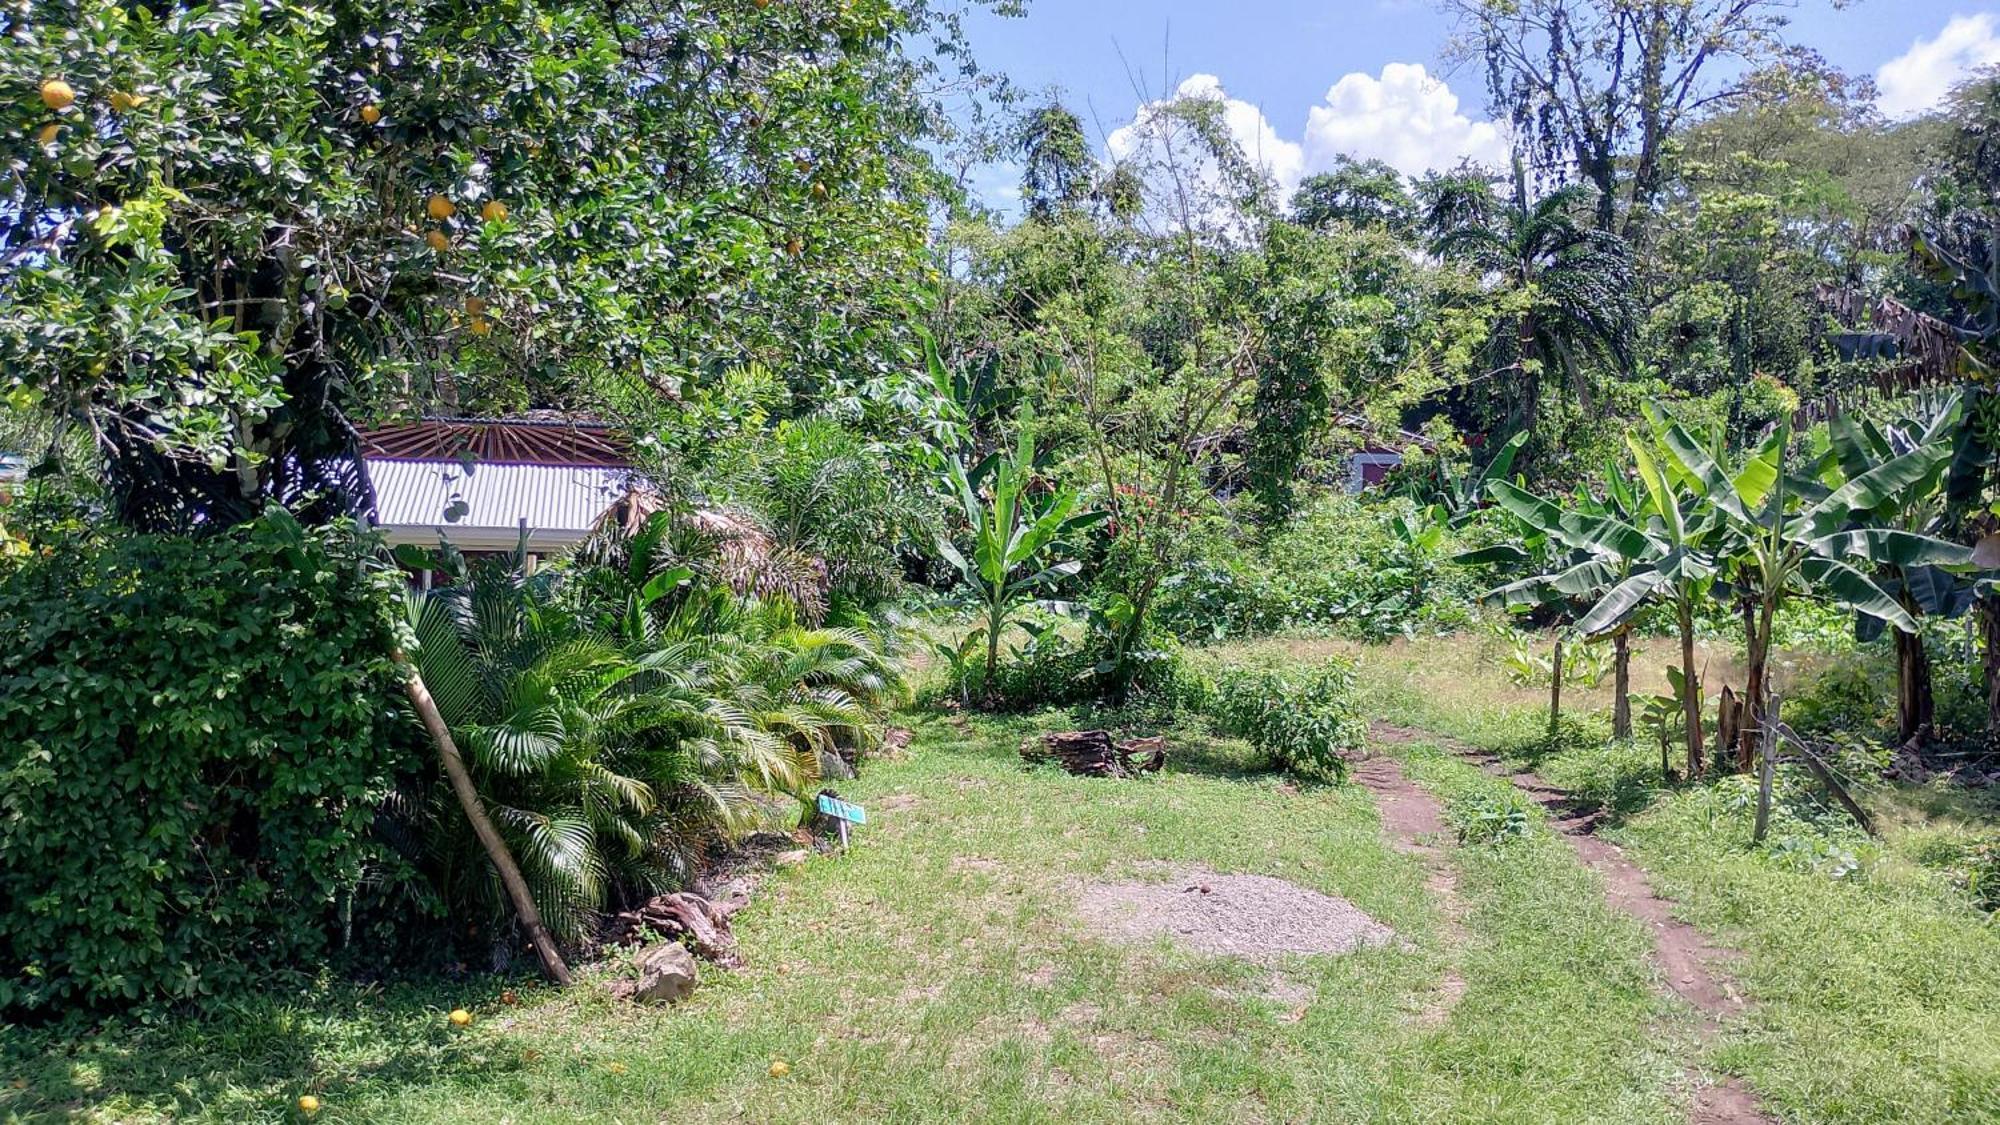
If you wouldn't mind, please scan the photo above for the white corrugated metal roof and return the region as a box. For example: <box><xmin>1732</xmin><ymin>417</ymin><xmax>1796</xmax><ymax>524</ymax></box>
<box><xmin>366</xmin><ymin>458</ymin><xmax>634</xmax><ymax>551</ymax></box>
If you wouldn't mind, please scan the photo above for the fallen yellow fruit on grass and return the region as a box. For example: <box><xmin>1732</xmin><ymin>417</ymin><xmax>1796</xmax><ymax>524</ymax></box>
<box><xmin>40</xmin><ymin>79</ymin><xmax>75</xmax><ymax>111</ymax></box>
<box><xmin>768</xmin><ymin>1059</ymin><xmax>791</xmax><ymax>1078</ymax></box>
<box><xmin>448</xmin><ymin>1008</ymin><xmax>473</xmax><ymax>1027</ymax></box>
<box><xmin>296</xmin><ymin>1094</ymin><xmax>321</xmax><ymax>1116</ymax></box>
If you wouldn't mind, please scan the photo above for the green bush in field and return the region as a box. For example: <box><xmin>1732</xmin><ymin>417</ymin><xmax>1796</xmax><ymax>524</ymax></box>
<box><xmin>1203</xmin><ymin>657</ymin><xmax>1367</xmax><ymax>783</ymax></box>
<box><xmin>1446</xmin><ymin>790</ymin><xmax>1534</xmax><ymax>846</ymax></box>
<box><xmin>0</xmin><ymin>513</ymin><xmax>417</xmax><ymax>1014</ymax></box>
<box><xmin>1153</xmin><ymin>494</ymin><xmax>1479</xmax><ymax>642</ymax></box>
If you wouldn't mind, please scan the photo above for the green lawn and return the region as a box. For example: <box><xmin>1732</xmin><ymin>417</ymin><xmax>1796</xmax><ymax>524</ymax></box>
<box><xmin>6</xmin><ymin>707</ymin><xmax>1695</xmax><ymax>1124</ymax></box>
<box><xmin>8</xmin><ymin>631</ymin><xmax>1996</xmax><ymax>1123</ymax></box>
<box><xmin>1215</xmin><ymin>632</ymin><xmax>2000</xmax><ymax>1125</ymax></box>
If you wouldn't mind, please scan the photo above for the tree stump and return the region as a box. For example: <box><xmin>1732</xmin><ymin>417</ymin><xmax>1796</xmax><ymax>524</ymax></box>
<box><xmin>1020</xmin><ymin>730</ymin><xmax>1167</xmax><ymax>778</ymax></box>
<box><xmin>604</xmin><ymin>891</ymin><xmax>743</xmax><ymax>966</ymax></box>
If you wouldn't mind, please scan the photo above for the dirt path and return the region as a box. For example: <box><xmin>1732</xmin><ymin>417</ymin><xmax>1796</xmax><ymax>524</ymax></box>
<box><xmin>1367</xmin><ymin>722</ymin><xmax>1771</xmax><ymax>1125</ymax></box>
<box><xmin>1350</xmin><ymin>755</ymin><xmax>1468</xmax><ymax>1025</ymax></box>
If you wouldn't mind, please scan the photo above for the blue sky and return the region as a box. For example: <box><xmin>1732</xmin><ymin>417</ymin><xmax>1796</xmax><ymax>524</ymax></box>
<box><xmin>957</xmin><ymin>1</ymin><xmax>2000</xmax><ymax>206</ymax></box>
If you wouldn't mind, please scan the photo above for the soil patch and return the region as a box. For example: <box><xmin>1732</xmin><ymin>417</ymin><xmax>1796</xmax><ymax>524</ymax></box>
<box><xmin>1076</xmin><ymin>865</ymin><xmax>1393</xmax><ymax>962</ymax></box>
<box><xmin>1369</xmin><ymin>721</ymin><xmax>1769</xmax><ymax>1125</ymax></box>
<box><xmin>1352</xmin><ymin>754</ymin><xmax>1469</xmax><ymax>1026</ymax></box>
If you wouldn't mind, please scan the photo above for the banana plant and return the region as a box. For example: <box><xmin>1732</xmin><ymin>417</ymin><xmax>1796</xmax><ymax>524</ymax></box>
<box><xmin>1646</xmin><ymin>405</ymin><xmax>1972</xmax><ymax>771</ymax></box>
<box><xmin>1816</xmin><ymin>396</ymin><xmax>1967</xmax><ymax>745</ymax></box>
<box><xmin>938</xmin><ymin>422</ymin><xmax>1105</xmax><ymax>705</ymax></box>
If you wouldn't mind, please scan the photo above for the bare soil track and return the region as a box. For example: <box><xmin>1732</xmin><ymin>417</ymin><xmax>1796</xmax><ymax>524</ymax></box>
<box><xmin>1367</xmin><ymin>722</ymin><xmax>1772</xmax><ymax>1125</ymax></box>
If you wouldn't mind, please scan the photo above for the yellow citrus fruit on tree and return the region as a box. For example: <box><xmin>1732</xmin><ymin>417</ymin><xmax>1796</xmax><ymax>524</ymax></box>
<box><xmin>785</xmin><ymin>237</ymin><xmax>804</xmax><ymax>257</ymax></box>
<box><xmin>811</xmin><ymin>181</ymin><xmax>828</xmax><ymax>200</ymax></box>
<box><xmin>109</xmin><ymin>90</ymin><xmax>146</xmax><ymax>112</ymax></box>
<box><xmin>296</xmin><ymin>1094</ymin><xmax>321</xmax><ymax>1116</ymax></box>
<box><xmin>426</xmin><ymin>230</ymin><xmax>450</xmax><ymax>252</ymax></box>
<box><xmin>36</xmin><ymin>122</ymin><xmax>58</xmax><ymax>146</ymax></box>
<box><xmin>40</xmin><ymin>79</ymin><xmax>75</xmax><ymax>111</ymax></box>
<box><xmin>426</xmin><ymin>194</ymin><xmax>456</xmax><ymax>221</ymax></box>
<box><xmin>480</xmin><ymin>199</ymin><xmax>508</xmax><ymax>223</ymax></box>
<box><xmin>768</xmin><ymin>1059</ymin><xmax>791</xmax><ymax>1078</ymax></box>
<box><xmin>448</xmin><ymin>1008</ymin><xmax>473</xmax><ymax>1027</ymax></box>
<box><xmin>793</xmin><ymin>156</ymin><xmax>812</xmax><ymax>173</ymax></box>
<box><xmin>360</xmin><ymin>104</ymin><xmax>381</xmax><ymax>125</ymax></box>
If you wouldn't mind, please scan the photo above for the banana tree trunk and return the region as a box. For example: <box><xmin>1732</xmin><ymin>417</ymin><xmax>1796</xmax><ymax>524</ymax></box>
<box><xmin>1894</xmin><ymin>625</ymin><xmax>1934</xmax><ymax>747</ymax></box>
<box><xmin>1549</xmin><ymin>633</ymin><xmax>1565</xmax><ymax>736</ymax></box>
<box><xmin>1678</xmin><ymin>602</ymin><xmax>1704</xmax><ymax>778</ymax></box>
<box><xmin>1984</xmin><ymin>594</ymin><xmax>2000</xmax><ymax>732</ymax></box>
<box><xmin>1611</xmin><ymin>627</ymin><xmax>1632</xmax><ymax>741</ymax></box>
<box><xmin>1739</xmin><ymin>598</ymin><xmax>1769</xmax><ymax>773</ymax></box>
<box><xmin>397</xmin><ymin>652</ymin><xmax>573</xmax><ymax>986</ymax></box>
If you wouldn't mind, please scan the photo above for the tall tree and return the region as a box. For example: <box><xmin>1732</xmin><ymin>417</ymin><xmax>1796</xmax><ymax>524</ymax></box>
<box><xmin>1290</xmin><ymin>156</ymin><xmax>1415</xmax><ymax>234</ymax></box>
<box><xmin>1448</xmin><ymin>0</ymin><xmax>1803</xmax><ymax>240</ymax></box>
<box><xmin>1424</xmin><ymin>163</ymin><xmax>1636</xmax><ymax>437</ymax></box>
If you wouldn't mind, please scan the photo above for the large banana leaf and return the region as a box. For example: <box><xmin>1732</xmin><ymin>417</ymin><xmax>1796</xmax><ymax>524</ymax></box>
<box><xmin>1809</xmin><ymin>528</ymin><xmax>1973</xmax><ymax>569</ymax></box>
<box><xmin>1798</xmin><ymin>442</ymin><xmax>1950</xmax><ymax>532</ymax></box>
<box><xmin>1574</xmin><ymin>569</ymin><xmax>1672</xmax><ymax>637</ymax></box>
<box><xmin>1656</xmin><ymin>418</ymin><xmax>1754</xmax><ymax>525</ymax></box>
<box><xmin>1798</xmin><ymin>557</ymin><xmax>1919</xmax><ymax>634</ymax></box>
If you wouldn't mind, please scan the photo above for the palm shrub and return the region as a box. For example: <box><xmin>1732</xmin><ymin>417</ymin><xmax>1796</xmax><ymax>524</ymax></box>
<box><xmin>401</xmin><ymin>534</ymin><xmax>898</xmax><ymax>949</ymax></box>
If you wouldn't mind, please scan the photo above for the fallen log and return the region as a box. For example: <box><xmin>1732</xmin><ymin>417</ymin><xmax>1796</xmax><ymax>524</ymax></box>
<box><xmin>1020</xmin><ymin>730</ymin><xmax>1168</xmax><ymax>778</ymax></box>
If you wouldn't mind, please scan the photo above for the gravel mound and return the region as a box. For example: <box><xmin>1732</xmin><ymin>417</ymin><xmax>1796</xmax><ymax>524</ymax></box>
<box><xmin>1076</xmin><ymin>866</ymin><xmax>1394</xmax><ymax>961</ymax></box>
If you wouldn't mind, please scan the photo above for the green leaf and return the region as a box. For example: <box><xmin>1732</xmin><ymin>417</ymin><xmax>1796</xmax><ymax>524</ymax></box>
<box><xmin>1809</xmin><ymin>529</ymin><xmax>1972</xmax><ymax>569</ymax></box>
<box><xmin>1798</xmin><ymin>557</ymin><xmax>1918</xmax><ymax>634</ymax></box>
<box><xmin>1574</xmin><ymin>569</ymin><xmax>1672</xmax><ymax>636</ymax></box>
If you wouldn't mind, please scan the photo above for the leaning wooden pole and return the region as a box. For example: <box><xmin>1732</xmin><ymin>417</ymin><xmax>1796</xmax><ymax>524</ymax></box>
<box><xmin>396</xmin><ymin>651</ymin><xmax>573</xmax><ymax>985</ymax></box>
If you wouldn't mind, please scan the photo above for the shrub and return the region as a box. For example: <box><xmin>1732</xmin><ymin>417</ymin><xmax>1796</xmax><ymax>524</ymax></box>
<box><xmin>1153</xmin><ymin>494</ymin><xmax>1479</xmax><ymax>643</ymax></box>
<box><xmin>1446</xmin><ymin>791</ymin><xmax>1534</xmax><ymax>846</ymax></box>
<box><xmin>0</xmin><ymin>513</ymin><xmax>417</xmax><ymax>1014</ymax></box>
<box><xmin>1203</xmin><ymin>656</ymin><xmax>1367</xmax><ymax>783</ymax></box>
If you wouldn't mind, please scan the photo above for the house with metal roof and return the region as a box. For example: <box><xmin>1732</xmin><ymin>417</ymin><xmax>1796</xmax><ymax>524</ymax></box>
<box><xmin>359</xmin><ymin>417</ymin><xmax>640</xmax><ymax>559</ymax></box>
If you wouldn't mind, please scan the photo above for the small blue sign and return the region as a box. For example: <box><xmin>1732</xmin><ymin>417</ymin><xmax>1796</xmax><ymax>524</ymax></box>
<box><xmin>816</xmin><ymin>794</ymin><xmax>867</xmax><ymax>825</ymax></box>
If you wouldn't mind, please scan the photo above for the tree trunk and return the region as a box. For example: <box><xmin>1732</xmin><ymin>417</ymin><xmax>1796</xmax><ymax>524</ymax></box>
<box><xmin>396</xmin><ymin>652</ymin><xmax>573</xmax><ymax>986</ymax></box>
<box><xmin>1739</xmin><ymin>599</ymin><xmax>1769</xmax><ymax>773</ymax></box>
<box><xmin>1678</xmin><ymin>602</ymin><xmax>1704</xmax><ymax>778</ymax></box>
<box><xmin>1894</xmin><ymin>625</ymin><xmax>1934</xmax><ymax>747</ymax></box>
<box><xmin>1548</xmin><ymin>633</ymin><xmax>1565</xmax><ymax>737</ymax></box>
<box><xmin>1611</xmin><ymin>627</ymin><xmax>1632</xmax><ymax>741</ymax></box>
<box><xmin>1984</xmin><ymin>593</ymin><xmax>2000</xmax><ymax>732</ymax></box>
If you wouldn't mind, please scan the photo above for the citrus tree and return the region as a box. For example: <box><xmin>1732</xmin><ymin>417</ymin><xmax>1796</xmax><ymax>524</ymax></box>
<box><xmin>2</xmin><ymin>0</ymin><xmax>1000</xmax><ymax>981</ymax></box>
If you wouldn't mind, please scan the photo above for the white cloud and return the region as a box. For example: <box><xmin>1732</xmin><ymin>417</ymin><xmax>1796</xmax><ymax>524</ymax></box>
<box><xmin>1106</xmin><ymin>74</ymin><xmax>1307</xmax><ymax>194</ymax></box>
<box><xmin>1877</xmin><ymin>13</ymin><xmax>2000</xmax><ymax>118</ymax></box>
<box><xmin>1303</xmin><ymin>63</ymin><xmax>1510</xmax><ymax>178</ymax></box>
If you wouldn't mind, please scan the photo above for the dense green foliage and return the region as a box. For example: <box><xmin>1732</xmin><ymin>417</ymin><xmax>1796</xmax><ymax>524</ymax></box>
<box><xmin>0</xmin><ymin>513</ymin><xmax>412</xmax><ymax>1013</ymax></box>
<box><xmin>1155</xmin><ymin>497</ymin><xmax>1479</xmax><ymax>642</ymax></box>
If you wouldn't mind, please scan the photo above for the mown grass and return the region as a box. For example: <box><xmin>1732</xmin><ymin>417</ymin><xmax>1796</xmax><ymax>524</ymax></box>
<box><xmin>5</xmin><ymin>706</ymin><xmax>1689</xmax><ymax>1124</ymax></box>
<box><xmin>1211</xmin><ymin>631</ymin><xmax>2000</xmax><ymax>1125</ymax></box>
